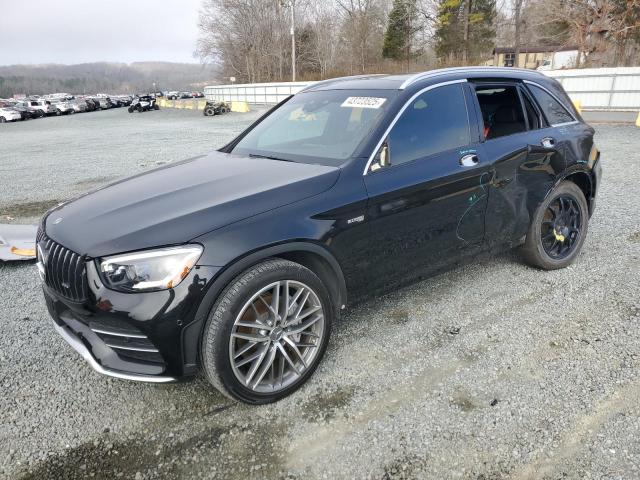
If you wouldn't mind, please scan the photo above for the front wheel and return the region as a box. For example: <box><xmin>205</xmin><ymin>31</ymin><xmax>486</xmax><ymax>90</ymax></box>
<box><xmin>201</xmin><ymin>259</ymin><xmax>333</xmax><ymax>404</ymax></box>
<box><xmin>0</xmin><ymin>117</ymin><xmax>5</xmax><ymax>123</ymax></box>
<box><xmin>521</xmin><ymin>181</ymin><xmax>589</xmax><ymax>270</ymax></box>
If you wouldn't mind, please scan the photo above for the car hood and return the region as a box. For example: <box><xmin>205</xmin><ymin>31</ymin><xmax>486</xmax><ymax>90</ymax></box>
<box><xmin>45</xmin><ymin>151</ymin><xmax>340</xmax><ymax>258</ymax></box>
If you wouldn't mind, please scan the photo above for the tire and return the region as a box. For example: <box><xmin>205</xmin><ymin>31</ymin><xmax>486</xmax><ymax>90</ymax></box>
<box><xmin>521</xmin><ymin>181</ymin><xmax>589</xmax><ymax>270</ymax></box>
<box><xmin>128</xmin><ymin>107</ymin><xmax>133</xmax><ymax>113</ymax></box>
<box><xmin>204</xmin><ymin>107</ymin><xmax>215</xmax><ymax>116</ymax></box>
<box><xmin>201</xmin><ymin>258</ymin><xmax>333</xmax><ymax>404</ymax></box>
<box><xmin>0</xmin><ymin>117</ymin><xmax>5</xmax><ymax>123</ymax></box>
<box><xmin>153</xmin><ymin>104</ymin><xmax>159</xmax><ymax>110</ymax></box>
<box><xmin>55</xmin><ymin>109</ymin><xmax>62</xmax><ymax>116</ymax></box>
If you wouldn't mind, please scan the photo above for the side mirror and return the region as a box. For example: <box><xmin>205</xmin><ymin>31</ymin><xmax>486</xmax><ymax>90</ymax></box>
<box><xmin>370</xmin><ymin>142</ymin><xmax>390</xmax><ymax>172</ymax></box>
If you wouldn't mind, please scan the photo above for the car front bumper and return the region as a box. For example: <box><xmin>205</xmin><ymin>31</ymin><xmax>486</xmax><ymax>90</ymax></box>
<box><xmin>41</xmin><ymin>255</ymin><xmax>220</xmax><ymax>382</ymax></box>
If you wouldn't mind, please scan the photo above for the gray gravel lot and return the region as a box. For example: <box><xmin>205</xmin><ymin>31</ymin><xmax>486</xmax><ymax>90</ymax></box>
<box><xmin>1</xmin><ymin>108</ymin><xmax>639</xmax><ymax>480</ymax></box>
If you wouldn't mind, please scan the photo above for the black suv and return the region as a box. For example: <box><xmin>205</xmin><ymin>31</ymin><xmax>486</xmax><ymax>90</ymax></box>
<box><xmin>39</xmin><ymin>67</ymin><xmax>601</xmax><ymax>404</ymax></box>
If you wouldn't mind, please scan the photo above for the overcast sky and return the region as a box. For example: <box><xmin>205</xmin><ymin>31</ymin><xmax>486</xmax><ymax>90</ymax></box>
<box><xmin>0</xmin><ymin>0</ymin><xmax>203</xmax><ymax>65</ymax></box>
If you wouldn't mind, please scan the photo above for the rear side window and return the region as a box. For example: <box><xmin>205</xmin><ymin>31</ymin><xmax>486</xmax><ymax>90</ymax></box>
<box><xmin>475</xmin><ymin>85</ymin><xmax>526</xmax><ymax>139</ymax></box>
<box><xmin>387</xmin><ymin>83</ymin><xmax>470</xmax><ymax>166</ymax></box>
<box><xmin>527</xmin><ymin>84</ymin><xmax>574</xmax><ymax>125</ymax></box>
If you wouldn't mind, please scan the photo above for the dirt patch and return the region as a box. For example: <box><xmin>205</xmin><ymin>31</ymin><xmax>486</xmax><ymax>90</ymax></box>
<box><xmin>450</xmin><ymin>389</ymin><xmax>479</xmax><ymax>412</ymax></box>
<box><xmin>301</xmin><ymin>385</ymin><xmax>356</xmax><ymax>422</ymax></box>
<box><xmin>0</xmin><ymin>199</ymin><xmax>62</xmax><ymax>219</ymax></box>
<box><xmin>381</xmin><ymin>454</ymin><xmax>428</xmax><ymax>480</ymax></box>
<box><xmin>18</xmin><ymin>419</ymin><xmax>288</xmax><ymax>480</ymax></box>
<box><xmin>629</xmin><ymin>231</ymin><xmax>640</xmax><ymax>243</ymax></box>
<box><xmin>389</xmin><ymin>308</ymin><xmax>410</xmax><ymax>325</ymax></box>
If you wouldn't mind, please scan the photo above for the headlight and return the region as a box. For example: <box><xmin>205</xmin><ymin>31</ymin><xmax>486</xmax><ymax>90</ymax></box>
<box><xmin>97</xmin><ymin>245</ymin><xmax>203</xmax><ymax>292</ymax></box>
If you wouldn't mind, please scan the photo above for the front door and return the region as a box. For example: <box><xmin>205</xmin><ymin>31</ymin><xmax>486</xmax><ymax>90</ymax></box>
<box><xmin>362</xmin><ymin>82</ymin><xmax>491</xmax><ymax>293</ymax></box>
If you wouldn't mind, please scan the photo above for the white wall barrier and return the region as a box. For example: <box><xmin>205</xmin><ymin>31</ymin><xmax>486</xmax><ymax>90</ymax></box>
<box><xmin>544</xmin><ymin>67</ymin><xmax>640</xmax><ymax>111</ymax></box>
<box><xmin>204</xmin><ymin>82</ymin><xmax>312</xmax><ymax>105</ymax></box>
<box><xmin>205</xmin><ymin>68</ymin><xmax>640</xmax><ymax>111</ymax></box>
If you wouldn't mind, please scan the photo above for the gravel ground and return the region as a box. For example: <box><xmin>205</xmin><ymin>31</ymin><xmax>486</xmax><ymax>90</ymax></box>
<box><xmin>1</xmin><ymin>108</ymin><xmax>639</xmax><ymax>480</ymax></box>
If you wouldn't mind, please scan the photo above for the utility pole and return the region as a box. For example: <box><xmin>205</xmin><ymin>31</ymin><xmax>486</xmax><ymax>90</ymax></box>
<box><xmin>290</xmin><ymin>0</ymin><xmax>296</xmax><ymax>82</ymax></box>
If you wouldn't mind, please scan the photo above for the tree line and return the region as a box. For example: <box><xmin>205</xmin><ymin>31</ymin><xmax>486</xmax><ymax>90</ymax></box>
<box><xmin>196</xmin><ymin>0</ymin><xmax>640</xmax><ymax>84</ymax></box>
<box><xmin>0</xmin><ymin>62</ymin><xmax>218</xmax><ymax>98</ymax></box>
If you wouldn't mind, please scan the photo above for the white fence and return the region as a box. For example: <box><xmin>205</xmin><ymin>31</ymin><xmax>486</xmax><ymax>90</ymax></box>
<box><xmin>204</xmin><ymin>82</ymin><xmax>312</xmax><ymax>104</ymax></box>
<box><xmin>544</xmin><ymin>67</ymin><xmax>640</xmax><ymax>111</ymax></box>
<box><xmin>205</xmin><ymin>67</ymin><xmax>640</xmax><ymax>111</ymax></box>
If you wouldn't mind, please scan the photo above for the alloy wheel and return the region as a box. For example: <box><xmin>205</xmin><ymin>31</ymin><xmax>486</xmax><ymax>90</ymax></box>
<box><xmin>541</xmin><ymin>194</ymin><xmax>582</xmax><ymax>259</ymax></box>
<box><xmin>229</xmin><ymin>280</ymin><xmax>325</xmax><ymax>393</ymax></box>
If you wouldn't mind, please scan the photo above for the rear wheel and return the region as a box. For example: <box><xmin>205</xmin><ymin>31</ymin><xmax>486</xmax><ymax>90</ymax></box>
<box><xmin>201</xmin><ymin>259</ymin><xmax>333</xmax><ymax>404</ymax></box>
<box><xmin>0</xmin><ymin>117</ymin><xmax>5</xmax><ymax>123</ymax></box>
<box><xmin>128</xmin><ymin>107</ymin><xmax>133</xmax><ymax>113</ymax></box>
<box><xmin>204</xmin><ymin>107</ymin><xmax>215</xmax><ymax>116</ymax></box>
<box><xmin>521</xmin><ymin>181</ymin><xmax>589</xmax><ymax>270</ymax></box>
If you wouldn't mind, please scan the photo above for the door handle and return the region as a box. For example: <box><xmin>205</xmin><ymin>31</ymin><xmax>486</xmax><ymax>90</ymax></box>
<box><xmin>460</xmin><ymin>154</ymin><xmax>479</xmax><ymax>167</ymax></box>
<box><xmin>541</xmin><ymin>137</ymin><xmax>556</xmax><ymax>148</ymax></box>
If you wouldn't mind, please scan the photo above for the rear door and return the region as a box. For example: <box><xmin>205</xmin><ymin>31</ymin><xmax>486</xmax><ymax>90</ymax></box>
<box><xmin>471</xmin><ymin>81</ymin><xmax>569</xmax><ymax>246</ymax></box>
<box><xmin>362</xmin><ymin>81</ymin><xmax>491</xmax><ymax>292</ymax></box>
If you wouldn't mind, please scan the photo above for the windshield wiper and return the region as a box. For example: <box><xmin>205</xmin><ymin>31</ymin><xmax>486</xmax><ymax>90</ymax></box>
<box><xmin>248</xmin><ymin>153</ymin><xmax>294</xmax><ymax>163</ymax></box>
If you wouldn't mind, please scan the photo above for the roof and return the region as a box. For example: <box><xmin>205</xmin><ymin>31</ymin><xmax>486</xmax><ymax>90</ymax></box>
<box><xmin>493</xmin><ymin>45</ymin><xmax>579</xmax><ymax>54</ymax></box>
<box><xmin>301</xmin><ymin>67</ymin><xmax>548</xmax><ymax>92</ymax></box>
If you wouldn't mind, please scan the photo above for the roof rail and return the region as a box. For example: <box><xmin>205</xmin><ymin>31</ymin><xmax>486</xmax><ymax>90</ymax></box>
<box><xmin>398</xmin><ymin>66</ymin><xmax>543</xmax><ymax>90</ymax></box>
<box><xmin>299</xmin><ymin>74</ymin><xmax>388</xmax><ymax>93</ymax></box>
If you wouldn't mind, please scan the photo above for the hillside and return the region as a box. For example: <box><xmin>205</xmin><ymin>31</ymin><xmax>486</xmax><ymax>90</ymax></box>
<box><xmin>0</xmin><ymin>62</ymin><xmax>220</xmax><ymax>97</ymax></box>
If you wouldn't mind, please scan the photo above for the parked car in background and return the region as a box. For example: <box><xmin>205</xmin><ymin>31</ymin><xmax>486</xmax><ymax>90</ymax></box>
<box><xmin>93</xmin><ymin>97</ymin><xmax>113</xmax><ymax>109</ymax></box>
<box><xmin>12</xmin><ymin>101</ymin><xmax>45</xmax><ymax>118</ymax></box>
<box><xmin>166</xmin><ymin>91</ymin><xmax>179</xmax><ymax>100</ymax></box>
<box><xmin>2</xmin><ymin>103</ymin><xmax>35</xmax><ymax>120</ymax></box>
<box><xmin>128</xmin><ymin>94</ymin><xmax>158</xmax><ymax>112</ymax></box>
<box><xmin>50</xmin><ymin>99</ymin><xmax>75</xmax><ymax>115</ymax></box>
<box><xmin>0</xmin><ymin>106</ymin><xmax>22</xmax><ymax>122</ymax></box>
<box><xmin>192</xmin><ymin>91</ymin><xmax>205</xmax><ymax>98</ymax></box>
<box><xmin>179</xmin><ymin>91</ymin><xmax>193</xmax><ymax>99</ymax></box>
<box><xmin>70</xmin><ymin>100</ymin><xmax>87</xmax><ymax>113</ymax></box>
<box><xmin>27</xmin><ymin>99</ymin><xmax>57</xmax><ymax>116</ymax></box>
<box><xmin>82</xmin><ymin>98</ymin><xmax>99</xmax><ymax>111</ymax></box>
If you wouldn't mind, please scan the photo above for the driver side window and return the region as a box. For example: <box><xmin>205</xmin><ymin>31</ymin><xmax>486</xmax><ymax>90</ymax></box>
<box><xmin>386</xmin><ymin>83</ymin><xmax>470</xmax><ymax>166</ymax></box>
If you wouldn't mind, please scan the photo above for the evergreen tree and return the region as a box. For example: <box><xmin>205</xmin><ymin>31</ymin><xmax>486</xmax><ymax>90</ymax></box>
<box><xmin>382</xmin><ymin>0</ymin><xmax>419</xmax><ymax>64</ymax></box>
<box><xmin>435</xmin><ymin>0</ymin><xmax>496</xmax><ymax>64</ymax></box>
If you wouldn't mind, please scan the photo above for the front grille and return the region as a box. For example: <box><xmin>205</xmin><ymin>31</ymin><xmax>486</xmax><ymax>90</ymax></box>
<box><xmin>37</xmin><ymin>229</ymin><xmax>88</xmax><ymax>302</ymax></box>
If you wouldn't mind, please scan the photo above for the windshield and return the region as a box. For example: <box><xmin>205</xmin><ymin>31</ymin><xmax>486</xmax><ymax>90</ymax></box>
<box><xmin>232</xmin><ymin>89</ymin><xmax>396</xmax><ymax>167</ymax></box>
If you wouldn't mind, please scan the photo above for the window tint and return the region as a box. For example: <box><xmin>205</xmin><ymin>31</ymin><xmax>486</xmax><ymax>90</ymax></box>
<box><xmin>387</xmin><ymin>83</ymin><xmax>469</xmax><ymax>166</ymax></box>
<box><xmin>475</xmin><ymin>85</ymin><xmax>526</xmax><ymax>139</ymax></box>
<box><xmin>527</xmin><ymin>84</ymin><xmax>574</xmax><ymax>125</ymax></box>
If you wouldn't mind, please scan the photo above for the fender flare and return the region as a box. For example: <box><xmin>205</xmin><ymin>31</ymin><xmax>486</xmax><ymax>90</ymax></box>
<box><xmin>180</xmin><ymin>241</ymin><xmax>347</xmax><ymax>372</ymax></box>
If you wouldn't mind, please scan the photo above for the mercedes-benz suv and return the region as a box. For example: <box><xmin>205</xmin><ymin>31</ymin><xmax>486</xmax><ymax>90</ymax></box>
<box><xmin>38</xmin><ymin>67</ymin><xmax>601</xmax><ymax>404</ymax></box>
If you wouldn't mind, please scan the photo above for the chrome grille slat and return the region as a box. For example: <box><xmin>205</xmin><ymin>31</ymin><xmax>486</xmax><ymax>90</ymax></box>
<box><xmin>104</xmin><ymin>343</ymin><xmax>160</xmax><ymax>353</ymax></box>
<box><xmin>90</xmin><ymin>327</ymin><xmax>147</xmax><ymax>339</ymax></box>
<box><xmin>38</xmin><ymin>231</ymin><xmax>88</xmax><ymax>302</ymax></box>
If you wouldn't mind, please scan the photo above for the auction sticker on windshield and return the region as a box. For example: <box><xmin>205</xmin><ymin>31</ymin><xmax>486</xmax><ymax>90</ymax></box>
<box><xmin>341</xmin><ymin>97</ymin><xmax>387</xmax><ymax>109</ymax></box>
